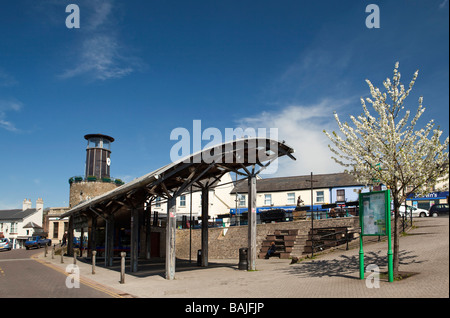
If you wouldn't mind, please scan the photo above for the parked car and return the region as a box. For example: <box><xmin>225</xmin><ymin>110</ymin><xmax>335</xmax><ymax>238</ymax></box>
<box><xmin>428</xmin><ymin>204</ymin><xmax>449</xmax><ymax>217</ymax></box>
<box><xmin>399</xmin><ymin>205</ymin><xmax>429</xmax><ymax>218</ymax></box>
<box><xmin>25</xmin><ymin>236</ymin><xmax>52</xmax><ymax>250</ymax></box>
<box><xmin>0</xmin><ymin>238</ymin><xmax>12</xmax><ymax>251</ymax></box>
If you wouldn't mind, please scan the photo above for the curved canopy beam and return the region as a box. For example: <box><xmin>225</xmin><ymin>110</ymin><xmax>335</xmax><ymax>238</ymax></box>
<box><xmin>61</xmin><ymin>137</ymin><xmax>295</xmax><ymax>218</ymax></box>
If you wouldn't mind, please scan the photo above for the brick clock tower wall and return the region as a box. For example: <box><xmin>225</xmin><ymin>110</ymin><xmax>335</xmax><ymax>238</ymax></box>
<box><xmin>69</xmin><ymin>181</ymin><xmax>118</xmax><ymax>208</ymax></box>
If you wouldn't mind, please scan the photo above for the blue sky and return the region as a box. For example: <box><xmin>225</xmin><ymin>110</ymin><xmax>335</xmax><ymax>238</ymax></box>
<box><xmin>0</xmin><ymin>0</ymin><xmax>448</xmax><ymax>209</ymax></box>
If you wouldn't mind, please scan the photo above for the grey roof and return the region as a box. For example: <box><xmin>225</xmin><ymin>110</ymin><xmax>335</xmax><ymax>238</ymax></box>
<box><xmin>22</xmin><ymin>222</ymin><xmax>43</xmax><ymax>229</ymax></box>
<box><xmin>0</xmin><ymin>209</ymin><xmax>38</xmax><ymax>221</ymax></box>
<box><xmin>231</xmin><ymin>172</ymin><xmax>363</xmax><ymax>194</ymax></box>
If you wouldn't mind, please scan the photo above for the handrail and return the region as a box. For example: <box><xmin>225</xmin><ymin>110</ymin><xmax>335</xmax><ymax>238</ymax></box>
<box><xmin>310</xmin><ymin>227</ymin><xmax>360</xmax><ymax>254</ymax></box>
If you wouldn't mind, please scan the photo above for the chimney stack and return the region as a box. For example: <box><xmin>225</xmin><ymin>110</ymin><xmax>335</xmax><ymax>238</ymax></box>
<box><xmin>36</xmin><ymin>198</ymin><xmax>44</xmax><ymax>213</ymax></box>
<box><xmin>22</xmin><ymin>198</ymin><xmax>32</xmax><ymax>211</ymax></box>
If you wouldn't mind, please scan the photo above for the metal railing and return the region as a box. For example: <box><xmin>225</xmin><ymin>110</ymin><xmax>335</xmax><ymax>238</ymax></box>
<box><xmin>309</xmin><ymin>227</ymin><xmax>360</xmax><ymax>255</ymax></box>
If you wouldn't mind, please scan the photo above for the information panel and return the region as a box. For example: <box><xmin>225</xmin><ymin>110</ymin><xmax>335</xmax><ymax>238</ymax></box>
<box><xmin>359</xmin><ymin>190</ymin><xmax>390</xmax><ymax>236</ymax></box>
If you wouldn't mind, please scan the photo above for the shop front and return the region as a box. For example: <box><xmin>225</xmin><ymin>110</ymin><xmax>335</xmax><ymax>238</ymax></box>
<box><xmin>407</xmin><ymin>191</ymin><xmax>449</xmax><ymax>210</ymax></box>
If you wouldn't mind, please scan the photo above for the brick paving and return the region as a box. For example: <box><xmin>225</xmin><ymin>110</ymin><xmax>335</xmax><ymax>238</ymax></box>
<box><xmin>33</xmin><ymin>216</ymin><xmax>449</xmax><ymax>298</ymax></box>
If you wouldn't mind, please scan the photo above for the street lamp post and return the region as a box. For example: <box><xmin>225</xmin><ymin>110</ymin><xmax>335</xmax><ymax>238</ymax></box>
<box><xmin>306</xmin><ymin>172</ymin><xmax>318</xmax><ymax>257</ymax></box>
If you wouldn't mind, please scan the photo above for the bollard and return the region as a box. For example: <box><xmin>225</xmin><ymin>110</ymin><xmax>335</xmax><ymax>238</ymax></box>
<box><xmin>92</xmin><ymin>250</ymin><xmax>97</xmax><ymax>275</ymax></box>
<box><xmin>73</xmin><ymin>249</ymin><xmax>77</xmax><ymax>265</ymax></box>
<box><xmin>52</xmin><ymin>245</ymin><xmax>55</xmax><ymax>259</ymax></box>
<box><xmin>44</xmin><ymin>244</ymin><xmax>48</xmax><ymax>257</ymax></box>
<box><xmin>120</xmin><ymin>252</ymin><xmax>126</xmax><ymax>284</ymax></box>
<box><xmin>61</xmin><ymin>247</ymin><xmax>64</xmax><ymax>264</ymax></box>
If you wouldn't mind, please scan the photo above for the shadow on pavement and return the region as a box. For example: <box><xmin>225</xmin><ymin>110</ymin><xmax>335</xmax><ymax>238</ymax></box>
<box><xmin>76</xmin><ymin>257</ymin><xmax>239</xmax><ymax>279</ymax></box>
<box><xmin>283</xmin><ymin>249</ymin><xmax>425</xmax><ymax>280</ymax></box>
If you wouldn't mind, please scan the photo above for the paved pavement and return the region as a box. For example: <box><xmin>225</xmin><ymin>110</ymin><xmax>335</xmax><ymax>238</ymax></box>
<box><xmin>0</xmin><ymin>248</ymin><xmax>115</xmax><ymax>298</ymax></box>
<box><xmin>31</xmin><ymin>216</ymin><xmax>449</xmax><ymax>298</ymax></box>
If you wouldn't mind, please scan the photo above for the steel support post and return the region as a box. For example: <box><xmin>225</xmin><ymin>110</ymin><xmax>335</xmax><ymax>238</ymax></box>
<box><xmin>130</xmin><ymin>208</ymin><xmax>139</xmax><ymax>272</ymax></box>
<box><xmin>248</xmin><ymin>175</ymin><xmax>257</xmax><ymax>271</ymax></box>
<box><xmin>201</xmin><ymin>186</ymin><xmax>209</xmax><ymax>267</ymax></box>
<box><xmin>165</xmin><ymin>197</ymin><xmax>177</xmax><ymax>280</ymax></box>
<box><xmin>67</xmin><ymin>216</ymin><xmax>74</xmax><ymax>257</ymax></box>
<box><xmin>145</xmin><ymin>205</ymin><xmax>151</xmax><ymax>260</ymax></box>
<box><xmin>106</xmin><ymin>215</ymin><xmax>114</xmax><ymax>267</ymax></box>
<box><xmin>89</xmin><ymin>215</ymin><xmax>97</xmax><ymax>257</ymax></box>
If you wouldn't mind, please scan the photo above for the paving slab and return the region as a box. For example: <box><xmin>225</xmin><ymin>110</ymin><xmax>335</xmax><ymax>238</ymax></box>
<box><xmin>33</xmin><ymin>217</ymin><xmax>449</xmax><ymax>298</ymax></box>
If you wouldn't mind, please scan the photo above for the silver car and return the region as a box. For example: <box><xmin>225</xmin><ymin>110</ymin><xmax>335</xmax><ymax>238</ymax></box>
<box><xmin>399</xmin><ymin>205</ymin><xmax>429</xmax><ymax>218</ymax></box>
<box><xmin>0</xmin><ymin>238</ymin><xmax>12</xmax><ymax>251</ymax></box>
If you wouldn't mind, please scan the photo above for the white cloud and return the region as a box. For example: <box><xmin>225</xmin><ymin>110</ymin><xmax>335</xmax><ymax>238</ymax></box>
<box><xmin>439</xmin><ymin>0</ymin><xmax>448</xmax><ymax>9</ymax></box>
<box><xmin>59</xmin><ymin>0</ymin><xmax>141</xmax><ymax>81</ymax></box>
<box><xmin>60</xmin><ymin>35</ymin><xmax>134</xmax><ymax>80</ymax></box>
<box><xmin>237</xmin><ymin>99</ymin><xmax>352</xmax><ymax>177</ymax></box>
<box><xmin>0</xmin><ymin>100</ymin><xmax>23</xmax><ymax>132</ymax></box>
<box><xmin>85</xmin><ymin>0</ymin><xmax>114</xmax><ymax>31</ymax></box>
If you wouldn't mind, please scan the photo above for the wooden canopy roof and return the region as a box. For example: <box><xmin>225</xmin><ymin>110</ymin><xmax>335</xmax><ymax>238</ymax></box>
<box><xmin>61</xmin><ymin>137</ymin><xmax>295</xmax><ymax>219</ymax></box>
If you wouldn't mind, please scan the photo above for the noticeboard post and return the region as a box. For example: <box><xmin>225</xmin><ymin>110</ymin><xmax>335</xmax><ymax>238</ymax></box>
<box><xmin>359</xmin><ymin>190</ymin><xmax>393</xmax><ymax>282</ymax></box>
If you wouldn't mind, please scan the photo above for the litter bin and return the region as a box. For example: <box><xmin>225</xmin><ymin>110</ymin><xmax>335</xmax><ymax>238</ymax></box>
<box><xmin>238</xmin><ymin>247</ymin><xmax>248</xmax><ymax>270</ymax></box>
<box><xmin>197</xmin><ymin>249</ymin><xmax>202</xmax><ymax>266</ymax></box>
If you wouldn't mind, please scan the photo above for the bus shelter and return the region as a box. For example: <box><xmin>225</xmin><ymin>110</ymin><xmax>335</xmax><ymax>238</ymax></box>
<box><xmin>61</xmin><ymin>137</ymin><xmax>295</xmax><ymax>279</ymax></box>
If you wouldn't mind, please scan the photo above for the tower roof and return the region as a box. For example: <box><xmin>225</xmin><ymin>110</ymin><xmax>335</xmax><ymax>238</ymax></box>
<box><xmin>84</xmin><ymin>134</ymin><xmax>115</xmax><ymax>142</ymax></box>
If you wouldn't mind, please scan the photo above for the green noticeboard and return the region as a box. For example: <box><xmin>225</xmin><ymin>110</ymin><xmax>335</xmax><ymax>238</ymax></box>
<box><xmin>358</xmin><ymin>189</ymin><xmax>393</xmax><ymax>282</ymax></box>
<box><xmin>359</xmin><ymin>190</ymin><xmax>390</xmax><ymax>236</ymax></box>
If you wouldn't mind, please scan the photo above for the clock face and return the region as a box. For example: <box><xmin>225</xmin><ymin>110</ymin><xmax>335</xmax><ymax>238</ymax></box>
<box><xmin>106</xmin><ymin>158</ymin><xmax>111</xmax><ymax>166</ymax></box>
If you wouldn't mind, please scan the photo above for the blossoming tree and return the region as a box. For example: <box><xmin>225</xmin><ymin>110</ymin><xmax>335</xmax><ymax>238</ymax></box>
<box><xmin>324</xmin><ymin>62</ymin><xmax>449</xmax><ymax>277</ymax></box>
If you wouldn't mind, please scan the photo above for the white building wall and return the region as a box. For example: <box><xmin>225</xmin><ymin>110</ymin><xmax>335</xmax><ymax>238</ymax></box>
<box><xmin>237</xmin><ymin>188</ymin><xmax>332</xmax><ymax>209</ymax></box>
<box><xmin>149</xmin><ymin>173</ymin><xmax>236</xmax><ymax>219</ymax></box>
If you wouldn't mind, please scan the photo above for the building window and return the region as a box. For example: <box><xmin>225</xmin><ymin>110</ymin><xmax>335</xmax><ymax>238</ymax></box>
<box><xmin>238</xmin><ymin>194</ymin><xmax>246</xmax><ymax>207</ymax></box>
<box><xmin>287</xmin><ymin>193</ymin><xmax>295</xmax><ymax>205</ymax></box>
<box><xmin>53</xmin><ymin>222</ymin><xmax>59</xmax><ymax>238</ymax></box>
<box><xmin>179</xmin><ymin>195</ymin><xmax>186</xmax><ymax>207</ymax></box>
<box><xmin>155</xmin><ymin>197</ymin><xmax>161</xmax><ymax>208</ymax></box>
<box><xmin>10</xmin><ymin>222</ymin><xmax>17</xmax><ymax>234</ymax></box>
<box><xmin>316</xmin><ymin>191</ymin><xmax>324</xmax><ymax>203</ymax></box>
<box><xmin>264</xmin><ymin>194</ymin><xmax>272</xmax><ymax>206</ymax></box>
<box><xmin>336</xmin><ymin>189</ymin><xmax>345</xmax><ymax>202</ymax></box>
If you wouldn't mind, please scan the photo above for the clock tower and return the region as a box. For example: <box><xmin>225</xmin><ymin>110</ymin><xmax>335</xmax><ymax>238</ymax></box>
<box><xmin>84</xmin><ymin>134</ymin><xmax>114</xmax><ymax>179</ymax></box>
<box><xmin>69</xmin><ymin>134</ymin><xmax>122</xmax><ymax>208</ymax></box>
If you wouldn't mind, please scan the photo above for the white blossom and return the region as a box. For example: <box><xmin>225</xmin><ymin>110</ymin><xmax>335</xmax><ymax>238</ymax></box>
<box><xmin>324</xmin><ymin>62</ymin><xmax>449</xmax><ymax>205</ymax></box>
<box><xmin>324</xmin><ymin>62</ymin><xmax>449</xmax><ymax>277</ymax></box>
